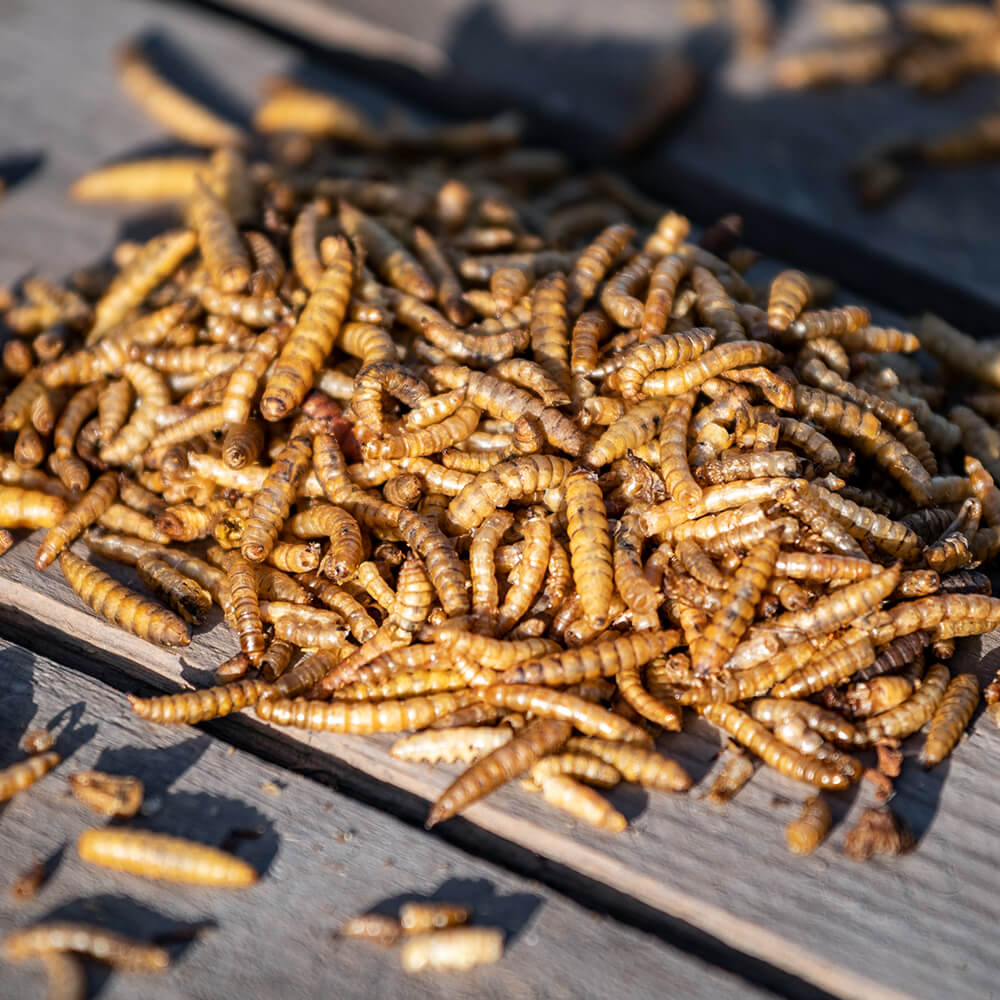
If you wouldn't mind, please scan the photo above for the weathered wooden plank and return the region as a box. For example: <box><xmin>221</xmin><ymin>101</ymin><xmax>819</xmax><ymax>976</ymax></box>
<box><xmin>2</xmin><ymin>530</ymin><xmax>998</xmax><ymax>1000</ymax></box>
<box><xmin>0</xmin><ymin>640</ymin><xmax>769</xmax><ymax>1000</ymax></box>
<box><xmin>212</xmin><ymin>0</ymin><xmax>1000</xmax><ymax>331</ymax></box>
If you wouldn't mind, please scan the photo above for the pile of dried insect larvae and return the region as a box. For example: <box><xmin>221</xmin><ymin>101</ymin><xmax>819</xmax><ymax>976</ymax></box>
<box><xmin>3</xmin><ymin>40</ymin><xmax>1000</xmax><ymax>866</ymax></box>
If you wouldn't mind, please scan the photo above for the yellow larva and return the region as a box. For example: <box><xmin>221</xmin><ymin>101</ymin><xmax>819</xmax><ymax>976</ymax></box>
<box><xmin>76</xmin><ymin>828</ymin><xmax>257</xmax><ymax>886</ymax></box>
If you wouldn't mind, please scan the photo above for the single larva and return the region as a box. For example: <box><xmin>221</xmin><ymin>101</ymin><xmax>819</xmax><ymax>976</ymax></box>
<box><xmin>400</xmin><ymin>927</ymin><xmax>504</xmax><ymax>973</ymax></box>
<box><xmin>261</xmin><ymin>237</ymin><xmax>353</xmax><ymax>420</ymax></box>
<box><xmin>391</xmin><ymin>726</ymin><xmax>515</xmax><ymax>764</ymax></box>
<box><xmin>690</xmin><ymin>532</ymin><xmax>781</xmax><ymax>677</ymax></box>
<box><xmin>567</xmin><ymin>222</ymin><xmax>635</xmax><ymax>315</ymax></box>
<box><xmin>785</xmin><ymin>796</ymin><xmax>832</xmax><ymax>855</ymax></box>
<box><xmin>340</xmin><ymin>201</ymin><xmax>433</xmax><ymax>300</ymax></box>
<box><xmin>0</xmin><ymin>752</ymin><xmax>61</xmax><ymax>802</ymax></box>
<box><xmin>706</xmin><ymin>753</ymin><xmax>755</xmax><ymax>805</ymax></box>
<box><xmin>76</xmin><ymin>828</ymin><xmax>257</xmax><ymax>886</ymax></box>
<box><xmin>338</xmin><ymin>912</ymin><xmax>402</xmax><ymax>948</ymax></box>
<box><xmin>563</xmin><ymin>469</ymin><xmax>613</xmax><ymax>628</ymax></box>
<box><xmin>426</xmin><ymin>718</ymin><xmax>572</xmax><ymax>826</ymax></box>
<box><xmin>767</xmin><ymin>270</ymin><xmax>811</xmax><ymax>332</ymax></box>
<box><xmin>20</xmin><ymin>729</ymin><xmax>55</xmax><ymax>755</ymax></box>
<box><xmin>68</xmin><ymin>770</ymin><xmax>144</xmax><ymax>818</ymax></box>
<box><xmin>399</xmin><ymin>902</ymin><xmax>473</xmax><ymax>935</ymax></box>
<box><xmin>3</xmin><ymin>920</ymin><xmax>169</xmax><ymax>972</ymax></box>
<box><xmin>60</xmin><ymin>551</ymin><xmax>188</xmax><ymax>647</ymax></box>
<box><xmin>209</xmin><ymin>547</ymin><xmax>266</xmax><ymax>664</ymax></box>
<box><xmin>918</xmin><ymin>673</ymin><xmax>979</xmax><ymax>768</ymax></box>
<box><xmin>128</xmin><ymin>678</ymin><xmax>271</xmax><ymax>724</ymax></box>
<box><xmin>531</xmin><ymin>773</ymin><xmax>627</xmax><ymax>832</ymax></box>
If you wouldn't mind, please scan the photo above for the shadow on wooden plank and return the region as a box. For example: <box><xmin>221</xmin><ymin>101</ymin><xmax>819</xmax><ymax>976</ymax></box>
<box><xmin>0</xmin><ymin>153</ymin><xmax>45</xmax><ymax>195</ymax></box>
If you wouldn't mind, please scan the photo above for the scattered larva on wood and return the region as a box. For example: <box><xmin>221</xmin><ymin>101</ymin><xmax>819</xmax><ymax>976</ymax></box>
<box><xmin>3</xmin><ymin>920</ymin><xmax>169</xmax><ymax>972</ymax></box>
<box><xmin>785</xmin><ymin>796</ymin><xmax>832</xmax><ymax>855</ymax></box>
<box><xmin>76</xmin><ymin>828</ymin><xmax>257</xmax><ymax>886</ymax></box>
<box><xmin>399</xmin><ymin>902</ymin><xmax>472</xmax><ymax>935</ymax></box>
<box><xmin>68</xmin><ymin>771</ymin><xmax>143</xmax><ymax>817</ymax></box>
<box><xmin>0</xmin><ymin>752</ymin><xmax>61</xmax><ymax>802</ymax></box>
<box><xmin>339</xmin><ymin>914</ymin><xmax>402</xmax><ymax>947</ymax></box>
<box><xmin>400</xmin><ymin>927</ymin><xmax>504</xmax><ymax>973</ymax></box>
<box><xmin>918</xmin><ymin>673</ymin><xmax>979</xmax><ymax>768</ymax></box>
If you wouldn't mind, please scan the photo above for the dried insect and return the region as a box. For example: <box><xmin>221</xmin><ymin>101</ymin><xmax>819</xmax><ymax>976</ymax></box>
<box><xmin>918</xmin><ymin>673</ymin><xmax>979</xmax><ymax>768</ymax></box>
<box><xmin>391</xmin><ymin>726</ymin><xmax>515</xmax><ymax>764</ymax></box>
<box><xmin>3</xmin><ymin>920</ymin><xmax>169</xmax><ymax>972</ymax></box>
<box><xmin>60</xmin><ymin>551</ymin><xmax>188</xmax><ymax>647</ymax></box>
<box><xmin>260</xmin><ymin>237</ymin><xmax>353</xmax><ymax>420</ymax></box>
<box><xmin>768</xmin><ymin>270</ymin><xmax>811</xmax><ymax>332</ymax></box>
<box><xmin>426</xmin><ymin>718</ymin><xmax>572</xmax><ymax>826</ymax></box>
<box><xmin>700</xmin><ymin>704</ymin><xmax>856</xmax><ymax>788</ymax></box>
<box><xmin>844</xmin><ymin>676</ymin><xmax>916</xmax><ymax>718</ymax></box>
<box><xmin>843</xmin><ymin>807</ymin><xmax>913</xmax><ymax>860</ymax></box>
<box><xmin>35</xmin><ymin>472</ymin><xmax>118</xmax><ymax>570</ymax></box>
<box><xmin>400</xmin><ymin>927</ymin><xmax>504</xmax><ymax>973</ymax></box>
<box><xmin>706</xmin><ymin>753</ymin><xmax>755</xmax><ymax>805</ymax></box>
<box><xmin>21</xmin><ymin>729</ymin><xmax>55</xmax><ymax>755</ymax></box>
<box><xmin>128</xmin><ymin>678</ymin><xmax>271</xmax><ymax>724</ymax></box>
<box><xmin>785</xmin><ymin>796</ymin><xmax>832</xmax><ymax>855</ymax></box>
<box><xmin>210</xmin><ymin>547</ymin><xmax>266</xmax><ymax>664</ymax></box>
<box><xmin>531</xmin><ymin>773</ymin><xmax>627</xmax><ymax>832</ymax></box>
<box><xmin>68</xmin><ymin>771</ymin><xmax>143</xmax><ymax>817</ymax></box>
<box><xmin>856</xmin><ymin>662</ymin><xmax>951</xmax><ymax>744</ymax></box>
<box><xmin>0</xmin><ymin>752</ymin><xmax>60</xmax><ymax>802</ymax></box>
<box><xmin>76</xmin><ymin>828</ymin><xmax>257</xmax><ymax>886</ymax></box>
<box><xmin>691</xmin><ymin>532</ymin><xmax>781</xmax><ymax>676</ymax></box>
<box><xmin>400</xmin><ymin>902</ymin><xmax>472</xmax><ymax>935</ymax></box>
<box><xmin>567</xmin><ymin>222</ymin><xmax>634</xmax><ymax>315</ymax></box>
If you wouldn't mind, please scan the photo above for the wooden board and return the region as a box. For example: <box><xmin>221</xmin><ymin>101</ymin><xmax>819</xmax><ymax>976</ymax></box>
<box><xmin>1</xmin><ymin>1</ymin><xmax>998</xmax><ymax>997</ymax></box>
<box><xmin>0</xmin><ymin>640</ymin><xmax>772</xmax><ymax>1000</ymax></box>
<box><xmin>3</xmin><ymin>530</ymin><xmax>1000</xmax><ymax>1000</ymax></box>
<box><xmin>211</xmin><ymin>0</ymin><xmax>1000</xmax><ymax>332</ymax></box>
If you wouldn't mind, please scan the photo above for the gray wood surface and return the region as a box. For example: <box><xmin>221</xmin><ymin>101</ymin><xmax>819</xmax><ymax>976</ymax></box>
<box><xmin>0</xmin><ymin>639</ymin><xmax>770</xmax><ymax>1000</ymax></box>
<box><xmin>3</xmin><ymin>530</ymin><xmax>999</xmax><ymax>1000</ymax></box>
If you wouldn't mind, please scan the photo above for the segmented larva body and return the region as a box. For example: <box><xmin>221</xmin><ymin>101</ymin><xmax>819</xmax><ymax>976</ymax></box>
<box><xmin>339</xmin><ymin>913</ymin><xmax>402</xmax><ymax>946</ymax></box>
<box><xmin>844</xmin><ymin>676</ymin><xmax>916</xmax><ymax>717</ymax></box>
<box><xmin>423</xmin><ymin>628</ymin><xmax>560</xmax><ymax>671</ymax></box>
<box><xmin>700</xmin><ymin>704</ymin><xmax>856</xmax><ymax>789</ymax></box>
<box><xmin>567</xmin><ymin>222</ymin><xmax>635</xmax><ymax>314</ymax></box>
<box><xmin>479</xmin><ymin>685</ymin><xmax>651</xmax><ymax>744</ymax></box>
<box><xmin>785</xmin><ymin>796</ymin><xmax>831</xmax><ymax>855</ymax></box>
<box><xmin>0</xmin><ymin>752</ymin><xmax>60</xmax><ymax>802</ymax></box>
<box><xmin>76</xmin><ymin>828</ymin><xmax>257</xmax><ymax>886</ymax></box>
<box><xmin>3</xmin><ymin>921</ymin><xmax>169</xmax><ymax>972</ymax></box>
<box><xmin>614</xmin><ymin>329</ymin><xmax>716</xmax><ymax>402</ymax></box>
<box><xmin>210</xmin><ymin>547</ymin><xmax>266</xmax><ymax>665</ymax></box>
<box><xmin>642</xmin><ymin>252</ymin><xmax>693</xmax><ymax>339</ymax></box>
<box><xmin>918</xmin><ymin>673</ymin><xmax>979</xmax><ymax>768</ymax></box>
<box><xmin>749</xmin><ymin>699</ymin><xmax>858</xmax><ymax>745</ymax></box>
<box><xmin>187</xmin><ymin>174</ymin><xmax>250</xmax><ymax>293</ymax></box>
<box><xmin>789</xmin><ymin>305</ymin><xmax>870</xmax><ymax>340</ymax></box>
<box><xmin>496</xmin><ymin>515</ymin><xmax>552</xmax><ymax>633</ymax></box>
<box><xmin>261</xmin><ymin>236</ymin><xmax>353</xmax><ymax>420</ymax></box>
<box><xmin>706</xmin><ymin>753</ymin><xmax>755</xmax><ymax>805</ymax></box>
<box><xmin>426</xmin><ymin>718</ymin><xmax>572</xmax><ymax>826</ymax></box>
<box><xmin>68</xmin><ymin>771</ymin><xmax>144</xmax><ymax>818</ymax></box>
<box><xmin>565</xmin><ymin>737</ymin><xmax>691</xmax><ymax>791</ymax></box>
<box><xmin>770</xmin><ymin>631</ymin><xmax>875</xmax><ymax>699</ymax></box>
<box><xmin>599</xmin><ymin>249</ymin><xmax>657</xmax><ymax>328</ymax></box>
<box><xmin>69</xmin><ymin>157</ymin><xmax>208</xmax><ymax>203</ymax></box>
<box><xmin>0</xmin><ymin>486</ymin><xmax>68</xmax><ymax>529</ymax></box>
<box><xmin>400</xmin><ymin>927</ymin><xmax>504</xmax><ymax>973</ymax></box>
<box><xmin>21</xmin><ymin>729</ymin><xmax>55</xmax><ymax>755</ymax></box>
<box><xmin>530</xmin><ymin>752</ymin><xmax>621</xmax><ymax>788</ymax></box>
<box><xmin>115</xmin><ymin>41</ymin><xmax>246</xmax><ymax>148</ymax></box>
<box><xmin>87</xmin><ymin>229</ymin><xmax>198</xmax><ymax>342</ymax></box>
<box><xmin>565</xmin><ymin>469</ymin><xmax>613</xmax><ymax>628</ymax></box>
<box><xmin>691</xmin><ymin>533</ymin><xmax>781</xmax><ymax>677</ymax></box>
<box><xmin>641</xmin><ymin>341</ymin><xmax>782</xmax><ymax>397</ymax></box>
<box><xmin>469</xmin><ymin>510</ymin><xmax>514</xmax><ymax>619</ymax></box>
<box><xmin>530</xmin><ymin>271</ymin><xmax>571</xmax><ymax>393</ymax></box>
<box><xmin>499</xmin><ymin>629</ymin><xmax>677</xmax><ymax>688</ymax></box>
<box><xmin>391</xmin><ymin>726</ymin><xmax>514</xmax><ymax>764</ymax></box>
<box><xmin>533</xmin><ymin>773</ymin><xmax>627</xmax><ymax>832</ymax></box>
<box><xmin>135</xmin><ymin>554</ymin><xmax>212</xmax><ymax>624</ymax></box>
<box><xmin>616</xmin><ymin>654</ymin><xmax>681</xmax><ymax>731</ymax></box>
<box><xmin>770</xmin><ymin>563</ymin><xmax>901</xmax><ymax>642</ymax></box>
<box><xmin>241</xmin><ymin>431</ymin><xmax>312</xmax><ymax>562</ymax></box>
<box><xmin>856</xmin><ymin>663</ymin><xmax>951</xmax><ymax>744</ymax></box>
<box><xmin>255</xmin><ymin>690</ymin><xmax>479</xmax><ymax>733</ymax></box>
<box><xmin>390</xmin><ymin>555</ymin><xmax>435</xmax><ymax>635</ymax></box>
<box><xmin>59</xmin><ymin>551</ymin><xmax>188</xmax><ymax>647</ymax></box>
<box><xmin>691</xmin><ymin>266</ymin><xmax>744</xmax><ymax>343</ymax></box>
<box><xmin>447</xmin><ymin>455</ymin><xmax>573</xmax><ymax>532</ymax></box>
<box><xmin>128</xmin><ymin>678</ymin><xmax>271</xmax><ymax>724</ymax></box>
<box><xmin>399</xmin><ymin>902</ymin><xmax>472</xmax><ymax>935</ymax></box>
<box><xmin>570</xmin><ymin>310</ymin><xmax>611</xmax><ymax>376</ymax></box>
<box><xmin>768</xmin><ymin>270</ymin><xmax>811</xmax><ymax>332</ymax></box>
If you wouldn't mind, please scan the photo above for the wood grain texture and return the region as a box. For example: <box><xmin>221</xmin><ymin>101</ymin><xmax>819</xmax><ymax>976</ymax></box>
<box><xmin>3</xmin><ymin>530</ymin><xmax>999</xmax><ymax>1000</ymax></box>
<box><xmin>0</xmin><ymin>640</ymin><xmax>767</xmax><ymax>1000</ymax></box>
